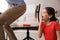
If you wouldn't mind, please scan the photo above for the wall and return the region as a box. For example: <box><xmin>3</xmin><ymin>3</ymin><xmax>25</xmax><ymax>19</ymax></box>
<box><xmin>40</xmin><ymin>0</ymin><xmax>60</xmax><ymax>17</ymax></box>
<box><xmin>10</xmin><ymin>0</ymin><xmax>60</xmax><ymax>27</ymax></box>
<box><xmin>10</xmin><ymin>0</ymin><xmax>40</xmax><ymax>27</ymax></box>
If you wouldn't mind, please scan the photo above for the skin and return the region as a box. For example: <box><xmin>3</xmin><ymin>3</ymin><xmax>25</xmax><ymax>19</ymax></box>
<box><xmin>38</xmin><ymin>8</ymin><xmax>60</xmax><ymax>40</ymax></box>
<box><xmin>0</xmin><ymin>5</ymin><xmax>26</xmax><ymax>40</ymax></box>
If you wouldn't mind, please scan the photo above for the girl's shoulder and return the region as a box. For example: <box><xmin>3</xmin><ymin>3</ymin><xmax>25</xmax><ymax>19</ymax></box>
<box><xmin>52</xmin><ymin>21</ymin><xmax>59</xmax><ymax>25</ymax></box>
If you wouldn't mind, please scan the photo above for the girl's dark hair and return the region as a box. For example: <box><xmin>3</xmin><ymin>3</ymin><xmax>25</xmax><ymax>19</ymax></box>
<box><xmin>45</xmin><ymin>7</ymin><xmax>58</xmax><ymax>21</ymax></box>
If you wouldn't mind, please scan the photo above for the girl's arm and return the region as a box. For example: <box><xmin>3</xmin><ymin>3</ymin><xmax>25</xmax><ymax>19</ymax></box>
<box><xmin>56</xmin><ymin>31</ymin><xmax>60</xmax><ymax>40</ymax></box>
<box><xmin>38</xmin><ymin>22</ymin><xmax>43</xmax><ymax>38</ymax></box>
<box><xmin>38</xmin><ymin>14</ymin><xmax>43</xmax><ymax>38</ymax></box>
<box><xmin>55</xmin><ymin>21</ymin><xmax>60</xmax><ymax>40</ymax></box>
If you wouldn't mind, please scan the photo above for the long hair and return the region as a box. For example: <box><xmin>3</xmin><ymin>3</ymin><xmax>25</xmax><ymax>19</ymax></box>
<box><xmin>45</xmin><ymin>7</ymin><xmax>58</xmax><ymax>21</ymax></box>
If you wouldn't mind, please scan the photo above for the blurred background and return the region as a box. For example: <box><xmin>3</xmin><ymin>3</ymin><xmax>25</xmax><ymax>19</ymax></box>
<box><xmin>0</xmin><ymin>0</ymin><xmax>60</xmax><ymax>40</ymax></box>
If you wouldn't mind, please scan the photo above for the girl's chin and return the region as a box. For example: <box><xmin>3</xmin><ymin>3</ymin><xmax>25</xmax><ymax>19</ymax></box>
<box><xmin>42</xmin><ymin>19</ymin><xmax>46</xmax><ymax>22</ymax></box>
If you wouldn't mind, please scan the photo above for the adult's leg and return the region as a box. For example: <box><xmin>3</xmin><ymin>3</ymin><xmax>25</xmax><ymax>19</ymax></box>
<box><xmin>3</xmin><ymin>25</ymin><xmax>17</xmax><ymax>40</ymax></box>
<box><xmin>0</xmin><ymin>5</ymin><xmax>26</xmax><ymax>40</ymax></box>
<box><xmin>0</xmin><ymin>25</ymin><xmax>5</xmax><ymax>40</ymax></box>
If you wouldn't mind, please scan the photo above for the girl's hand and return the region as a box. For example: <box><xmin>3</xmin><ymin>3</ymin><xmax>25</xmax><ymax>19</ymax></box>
<box><xmin>38</xmin><ymin>13</ymin><xmax>43</xmax><ymax>38</ymax></box>
<box><xmin>39</xmin><ymin>14</ymin><xmax>43</xmax><ymax>23</ymax></box>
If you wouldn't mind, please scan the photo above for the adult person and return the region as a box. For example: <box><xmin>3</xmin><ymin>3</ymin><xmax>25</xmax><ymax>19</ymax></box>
<box><xmin>0</xmin><ymin>0</ymin><xmax>26</xmax><ymax>40</ymax></box>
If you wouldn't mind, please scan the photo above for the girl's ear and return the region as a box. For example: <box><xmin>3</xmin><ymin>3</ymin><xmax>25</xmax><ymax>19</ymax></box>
<box><xmin>49</xmin><ymin>15</ymin><xmax>52</xmax><ymax>18</ymax></box>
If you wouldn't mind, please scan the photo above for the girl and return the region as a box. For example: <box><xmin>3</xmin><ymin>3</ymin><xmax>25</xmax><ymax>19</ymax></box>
<box><xmin>0</xmin><ymin>0</ymin><xmax>26</xmax><ymax>40</ymax></box>
<box><xmin>38</xmin><ymin>7</ymin><xmax>60</xmax><ymax>40</ymax></box>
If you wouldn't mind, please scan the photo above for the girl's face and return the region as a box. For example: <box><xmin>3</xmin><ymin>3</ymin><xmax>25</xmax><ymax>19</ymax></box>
<box><xmin>41</xmin><ymin>9</ymin><xmax>51</xmax><ymax>21</ymax></box>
